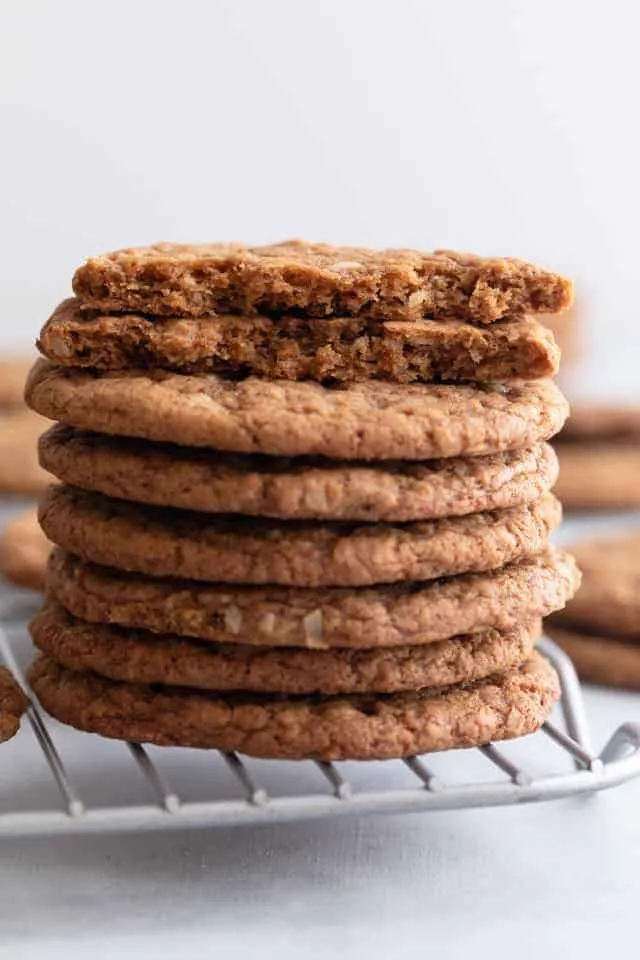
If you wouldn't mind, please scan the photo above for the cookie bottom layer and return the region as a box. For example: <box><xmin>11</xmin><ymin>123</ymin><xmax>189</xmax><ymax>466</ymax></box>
<box><xmin>27</xmin><ymin>652</ymin><xmax>559</xmax><ymax>760</ymax></box>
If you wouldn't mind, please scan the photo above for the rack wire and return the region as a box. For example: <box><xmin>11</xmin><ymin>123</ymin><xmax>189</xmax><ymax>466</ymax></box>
<box><xmin>1</xmin><ymin>595</ymin><xmax>640</xmax><ymax>838</ymax></box>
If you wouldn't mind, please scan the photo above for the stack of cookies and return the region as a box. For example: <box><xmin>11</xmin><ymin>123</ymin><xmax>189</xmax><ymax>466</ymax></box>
<box><xmin>23</xmin><ymin>241</ymin><xmax>579</xmax><ymax>761</ymax></box>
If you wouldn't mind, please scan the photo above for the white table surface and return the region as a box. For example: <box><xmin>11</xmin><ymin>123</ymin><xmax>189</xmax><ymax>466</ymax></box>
<box><xmin>2</xmin><ymin>503</ymin><xmax>640</xmax><ymax>960</ymax></box>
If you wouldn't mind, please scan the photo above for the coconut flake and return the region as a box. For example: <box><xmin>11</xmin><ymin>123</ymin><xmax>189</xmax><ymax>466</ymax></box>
<box><xmin>303</xmin><ymin>608</ymin><xmax>324</xmax><ymax>646</ymax></box>
<box><xmin>224</xmin><ymin>605</ymin><xmax>243</xmax><ymax>635</ymax></box>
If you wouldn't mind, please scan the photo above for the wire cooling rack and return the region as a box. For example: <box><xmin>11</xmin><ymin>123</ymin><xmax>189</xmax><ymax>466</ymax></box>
<box><xmin>1</xmin><ymin>594</ymin><xmax>640</xmax><ymax>838</ymax></box>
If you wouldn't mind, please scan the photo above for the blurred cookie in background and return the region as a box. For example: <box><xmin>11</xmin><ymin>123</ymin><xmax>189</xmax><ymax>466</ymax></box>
<box><xmin>546</xmin><ymin>530</ymin><xmax>640</xmax><ymax>688</ymax></box>
<box><xmin>553</xmin><ymin>404</ymin><xmax>640</xmax><ymax>510</ymax></box>
<box><xmin>0</xmin><ymin>409</ymin><xmax>52</xmax><ymax>495</ymax></box>
<box><xmin>0</xmin><ymin>358</ymin><xmax>52</xmax><ymax>495</ymax></box>
<box><xmin>0</xmin><ymin>506</ymin><xmax>50</xmax><ymax>590</ymax></box>
<box><xmin>0</xmin><ymin>358</ymin><xmax>34</xmax><ymax>410</ymax></box>
<box><xmin>0</xmin><ymin>666</ymin><xmax>28</xmax><ymax>742</ymax></box>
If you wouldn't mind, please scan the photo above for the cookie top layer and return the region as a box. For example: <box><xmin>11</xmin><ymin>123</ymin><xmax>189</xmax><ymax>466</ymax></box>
<box><xmin>0</xmin><ymin>666</ymin><xmax>28</xmax><ymax>743</ymax></box>
<box><xmin>26</xmin><ymin>361</ymin><xmax>569</xmax><ymax>460</ymax></box>
<box><xmin>27</xmin><ymin>652</ymin><xmax>560</xmax><ymax>760</ymax></box>
<box><xmin>72</xmin><ymin>240</ymin><xmax>573</xmax><ymax>322</ymax></box>
<box><xmin>31</xmin><ymin>600</ymin><xmax>540</xmax><ymax>696</ymax></box>
<box><xmin>0</xmin><ymin>506</ymin><xmax>50</xmax><ymax>591</ymax></box>
<box><xmin>48</xmin><ymin>547</ymin><xmax>579</xmax><ymax>648</ymax></box>
<box><xmin>39</xmin><ymin>485</ymin><xmax>561</xmax><ymax>587</ymax></box>
<box><xmin>40</xmin><ymin>426</ymin><xmax>559</xmax><ymax>522</ymax></box>
<box><xmin>550</xmin><ymin>531</ymin><xmax>640</xmax><ymax>637</ymax></box>
<box><xmin>38</xmin><ymin>299</ymin><xmax>560</xmax><ymax>383</ymax></box>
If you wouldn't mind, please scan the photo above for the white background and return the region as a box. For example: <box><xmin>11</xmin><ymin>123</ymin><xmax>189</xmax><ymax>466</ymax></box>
<box><xmin>2</xmin><ymin>1</ymin><xmax>640</xmax><ymax>957</ymax></box>
<box><xmin>1</xmin><ymin>0</ymin><xmax>639</xmax><ymax>393</ymax></box>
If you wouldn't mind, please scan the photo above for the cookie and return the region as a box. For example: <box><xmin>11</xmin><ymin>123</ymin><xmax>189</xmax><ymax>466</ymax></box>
<box><xmin>27</xmin><ymin>651</ymin><xmax>560</xmax><ymax>760</ymax></box>
<box><xmin>39</xmin><ymin>299</ymin><xmax>560</xmax><ymax>383</ymax></box>
<box><xmin>552</xmin><ymin>401</ymin><xmax>640</xmax><ymax>509</ymax></box>
<box><xmin>0</xmin><ymin>410</ymin><xmax>51</xmax><ymax>494</ymax></box>
<box><xmin>0</xmin><ymin>666</ymin><xmax>28</xmax><ymax>742</ymax></box>
<box><xmin>48</xmin><ymin>547</ymin><xmax>579</xmax><ymax>649</ymax></box>
<box><xmin>71</xmin><ymin>240</ymin><xmax>573</xmax><ymax>323</ymax></box>
<box><xmin>554</xmin><ymin>444</ymin><xmax>640</xmax><ymax>509</ymax></box>
<box><xmin>0</xmin><ymin>507</ymin><xmax>50</xmax><ymax>590</ymax></box>
<box><xmin>549</xmin><ymin>532</ymin><xmax>640</xmax><ymax>638</ymax></box>
<box><xmin>26</xmin><ymin>361</ymin><xmax>569</xmax><ymax>461</ymax></box>
<box><xmin>39</xmin><ymin>486</ymin><xmax>561</xmax><ymax>587</ymax></box>
<box><xmin>545</xmin><ymin>625</ymin><xmax>640</xmax><ymax>690</ymax></box>
<box><xmin>40</xmin><ymin>426</ymin><xmax>559</xmax><ymax>522</ymax></box>
<box><xmin>31</xmin><ymin>600</ymin><xmax>540</xmax><ymax>695</ymax></box>
<box><xmin>0</xmin><ymin>359</ymin><xmax>32</xmax><ymax>410</ymax></box>
<box><xmin>559</xmin><ymin>403</ymin><xmax>640</xmax><ymax>441</ymax></box>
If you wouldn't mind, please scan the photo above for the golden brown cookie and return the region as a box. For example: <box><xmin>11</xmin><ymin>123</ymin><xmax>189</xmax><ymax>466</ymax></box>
<box><xmin>0</xmin><ymin>410</ymin><xmax>51</xmax><ymax>494</ymax></box>
<box><xmin>40</xmin><ymin>426</ymin><xmax>559</xmax><ymax>522</ymax></box>
<box><xmin>554</xmin><ymin>444</ymin><xmax>640</xmax><ymax>510</ymax></box>
<box><xmin>27</xmin><ymin>651</ymin><xmax>560</xmax><ymax>760</ymax></box>
<box><xmin>48</xmin><ymin>547</ymin><xmax>580</xmax><ymax>649</ymax></box>
<box><xmin>0</xmin><ymin>359</ymin><xmax>32</xmax><ymax>410</ymax></box>
<box><xmin>549</xmin><ymin>531</ymin><xmax>640</xmax><ymax>637</ymax></box>
<box><xmin>31</xmin><ymin>600</ymin><xmax>541</xmax><ymax>695</ymax></box>
<box><xmin>26</xmin><ymin>360</ymin><xmax>569</xmax><ymax>461</ymax></box>
<box><xmin>553</xmin><ymin>401</ymin><xmax>640</xmax><ymax>508</ymax></box>
<box><xmin>0</xmin><ymin>666</ymin><xmax>28</xmax><ymax>742</ymax></box>
<box><xmin>559</xmin><ymin>403</ymin><xmax>640</xmax><ymax>441</ymax></box>
<box><xmin>72</xmin><ymin>241</ymin><xmax>573</xmax><ymax>323</ymax></box>
<box><xmin>545</xmin><ymin>625</ymin><xmax>640</xmax><ymax>690</ymax></box>
<box><xmin>38</xmin><ymin>300</ymin><xmax>559</xmax><ymax>382</ymax></box>
<box><xmin>0</xmin><ymin>507</ymin><xmax>50</xmax><ymax>590</ymax></box>
<box><xmin>39</xmin><ymin>485</ymin><xmax>561</xmax><ymax>587</ymax></box>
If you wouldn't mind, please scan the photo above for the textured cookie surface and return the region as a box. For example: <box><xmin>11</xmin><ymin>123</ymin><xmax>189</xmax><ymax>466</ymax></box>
<box><xmin>27</xmin><ymin>652</ymin><xmax>560</xmax><ymax>760</ymax></box>
<box><xmin>0</xmin><ymin>410</ymin><xmax>51</xmax><ymax>494</ymax></box>
<box><xmin>39</xmin><ymin>299</ymin><xmax>559</xmax><ymax>382</ymax></box>
<box><xmin>546</xmin><ymin>625</ymin><xmax>640</xmax><ymax>690</ymax></box>
<box><xmin>0</xmin><ymin>359</ymin><xmax>32</xmax><ymax>410</ymax></box>
<box><xmin>550</xmin><ymin>532</ymin><xmax>640</xmax><ymax>637</ymax></box>
<box><xmin>26</xmin><ymin>361</ymin><xmax>569</xmax><ymax>460</ymax></box>
<box><xmin>40</xmin><ymin>426</ymin><xmax>559</xmax><ymax>522</ymax></box>
<box><xmin>0</xmin><ymin>507</ymin><xmax>50</xmax><ymax>590</ymax></box>
<box><xmin>31</xmin><ymin>601</ymin><xmax>540</xmax><ymax>696</ymax></box>
<box><xmin>0</xmin><ymin>666</ymin><xmax>28</xmax><ymax>743</ymax></box>
<box><xmin>39</xmin><ymin>486</ymin><xmax>561</xmax><ymax>587</ymax></box>
<box><xmin>554</xmin><ymin>444</ymin><xmax>640</xmax><ymax>510</ymax></box>
<box><xmin>72</xmin><ymin>240</ymin><xmax>573</xmax><ymax>323</ymax></box>
<box><xmin>48</xmin><ymin>547</ymin><xmax>580</xmax><ymax>648</ymax></box>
